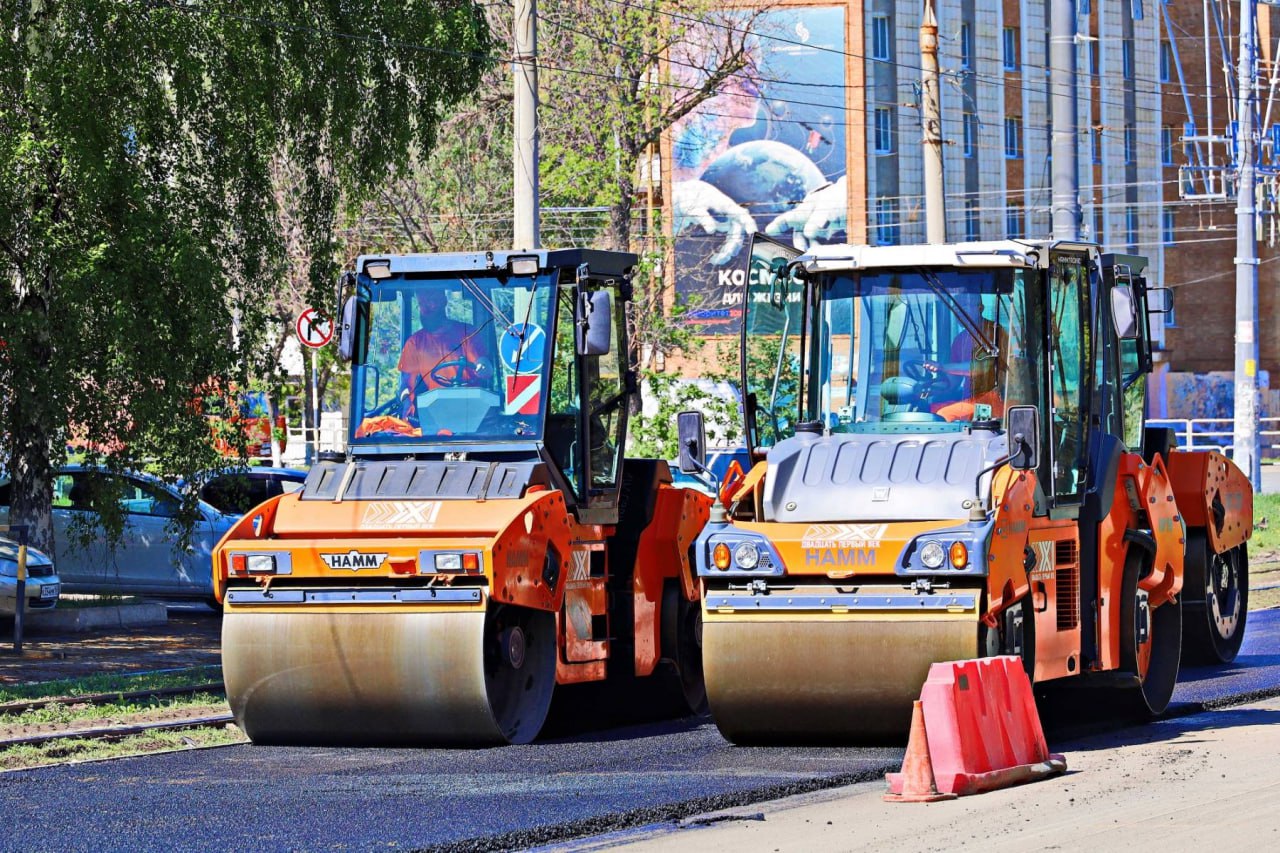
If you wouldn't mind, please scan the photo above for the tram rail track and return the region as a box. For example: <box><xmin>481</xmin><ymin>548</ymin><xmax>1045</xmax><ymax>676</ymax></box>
<box><xmin>0</xmin><ymin>682</ymin><xmax>225</xmax><ymax>716</ymax></box>
<box><xmin>0</xmin><ymin>679</ymin><xmax>237</xmax><ymax>762</ymax></box>
<box><xmin>0</xmin><ymin>712</ymin><xmax>236</xmax><ymax>750</ymax></box>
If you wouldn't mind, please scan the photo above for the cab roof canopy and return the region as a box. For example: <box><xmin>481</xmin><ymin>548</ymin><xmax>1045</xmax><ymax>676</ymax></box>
<box><xmin>796</xmin><ymin>239</ymin><xmax>1097</xmax><ymax>274</ymax></box>
<box><xmin>356</xmin><ymin>249</ymin><xmax>637</xmax><ymax>280</ymax></box>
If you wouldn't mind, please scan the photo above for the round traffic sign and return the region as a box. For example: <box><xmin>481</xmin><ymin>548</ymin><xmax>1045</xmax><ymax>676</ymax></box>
<box><xmin>499</xmin><ymin>323</ymin><xmax>546</xmax><ymax>373</ymax></box>
<box><xmin>296</xmin><ymin>308</ymin><xmax>334</xmax><ymax>349</ymax></box>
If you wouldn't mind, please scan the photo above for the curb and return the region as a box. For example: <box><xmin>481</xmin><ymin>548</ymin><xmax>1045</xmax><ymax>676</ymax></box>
<box><xmin>22</xmin><ymin>603</ymin><xmax>168</xmax><ymax>634</ymax></box>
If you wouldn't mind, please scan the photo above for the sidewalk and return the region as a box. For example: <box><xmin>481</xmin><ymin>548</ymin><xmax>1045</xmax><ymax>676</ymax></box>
<box><xmin>581</xmin><ymin>696</ymin><xmax>1280</xmax><ymax>852</ymax></box>
<box><xmin>0</xmin><ymin>611</ymin><xmax>221</xmax><ymax>684</ymax></box>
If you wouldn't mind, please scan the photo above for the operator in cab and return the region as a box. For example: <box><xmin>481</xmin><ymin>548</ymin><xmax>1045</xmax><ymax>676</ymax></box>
<box><xmin>397</xmin><ymin>288</ymin><xmax>492</xmax><ymax>416</ymax></box>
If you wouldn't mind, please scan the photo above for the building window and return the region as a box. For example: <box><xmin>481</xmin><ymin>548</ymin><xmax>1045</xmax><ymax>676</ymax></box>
<box><xmin>1162</xmin><ymin>208</ymin><xmax>1176</xmax><ymax>245</ymax></box>
<box><xmin>960</xmin><ymin>23</ymin><xmax>973</xmax><ymax>69</ymax></box>
<box><xmin>1005</xmin><ymin>206</ymin><xmax>1025</xmax><ymax>239</ymax></box>
<box><xmin>1094</xmin><ymin>208</ymin><xmax>1105</xmax><ymax>244</ymax></box>
<box><xmin>875</xmin><ymin>197</ymin><xmax>900</xmax><ymax>245</ymax></box>
<box><xmin>1160</xmin><ymin>41</ymin><xmax>1174</xmax><ymax>83</ymax></box>
<box><xmin>965</xmin><ymin>199</ymin><xmax>981</xmax><ymax>241</ymax></box>
<box><xmin>872</xmin><ymin>15</ymin><xmax>891</xmax><ymax>62</ymax></box>
<box><xmin>1122</xmin><ymin>40</ymin><xmax>1134</xmax><ymax>80</ymax></box>
<box><xmin>1091</xmin><ymin>127</ymin><xmax>1102</xmax><ymax>163</ymax></box>
<box><xmin>1161</xmin><ymin>126</ymin><xmax>1176</xmax><ymax>165</ymax></box>
<box><xmin>1005</xmin><ymin>116</ymin><xmax>1023</xmax><ymax>159</ymax></box>
<box><xmin>1125</xmin><ymin>206</ymin><xmax>1139</xmax><ymax>247</ymax></box>
<box><xmin>874</xmin><ymin>107</ymin><xmax>894</xmax><ymax>154</ymax></box>
<box><xmin>963</xmin><ymin>112</ymin><xmax>978</xmax><ymax>158</ymax></box>
<box><xmin>1089</xmin><ymin>41</ymin><xmax>1099</xmax><ymax>76</ymax></box>
<box><xmin>1124</xmin><ymin>126</ymin><xmax>1137</xmax><ymax>164</ymax></box>
<box><xmin>1003</xmin><ymin>27</ymin><xmax>1020</xmax><ymax>71</ymax></box>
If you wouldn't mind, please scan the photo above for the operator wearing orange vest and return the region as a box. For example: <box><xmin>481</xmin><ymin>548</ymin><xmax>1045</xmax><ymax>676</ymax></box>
<box><xmin>398</xmin><ymin>289</ymin><xmax>492</xmax><ymax>414</ymax></box>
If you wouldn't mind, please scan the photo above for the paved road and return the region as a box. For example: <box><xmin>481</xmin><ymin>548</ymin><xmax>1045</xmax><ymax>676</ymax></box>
<box><xmin>1</xmin><ymin>611</ymin><xmax>1277</xmax><ymax>853</ymax></box>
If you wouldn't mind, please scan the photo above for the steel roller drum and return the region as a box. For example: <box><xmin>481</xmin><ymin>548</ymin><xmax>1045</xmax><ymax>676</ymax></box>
<box><xmin>703</xmin><ymin>608</ymin><xmax>979</xmax><ymax>743</ymax></box>
<box><xmin>223</xmin><ymin>606</ymin><xmax>556</xmax><ymax>746</ymax></box>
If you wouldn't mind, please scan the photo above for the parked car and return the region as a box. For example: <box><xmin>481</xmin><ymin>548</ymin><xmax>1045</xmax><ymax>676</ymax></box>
<box><xmin>0</xmin><ymin>466</ymin><xmax>306</xmax><ymax>600</ymax></box>
<box><xmin>0</xmin><ymin>537</ymin><xmax>60</xmax><ymax>615</ymax></box>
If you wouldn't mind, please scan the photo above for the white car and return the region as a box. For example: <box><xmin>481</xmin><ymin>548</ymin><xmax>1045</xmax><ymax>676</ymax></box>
<box><xmin>0</xmin><ymin>537</ymin><xmax>60</xmax><ymax>615</ymax></box>
<box><xmin>0</xmin><ymin>465</ymin><xmax>306</xmax><ymax>600</ymax></box>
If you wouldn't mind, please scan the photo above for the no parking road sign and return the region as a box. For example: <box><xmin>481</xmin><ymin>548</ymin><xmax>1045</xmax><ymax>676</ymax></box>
<box><xmin>296</xmin><ymin>308</ymin><xmax>334</xmax><ymax>349</ymax></box>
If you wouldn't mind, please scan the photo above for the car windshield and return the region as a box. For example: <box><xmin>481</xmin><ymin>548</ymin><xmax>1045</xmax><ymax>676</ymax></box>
<box><xmin>812</xmin><ymin>267</ymin><xmax>1042</xmax><ymax>432</ymax></box>
<box><xmin>350</xmin><ymin>272</ymin><xmax>556</xmax><ymax>445</ymax></box>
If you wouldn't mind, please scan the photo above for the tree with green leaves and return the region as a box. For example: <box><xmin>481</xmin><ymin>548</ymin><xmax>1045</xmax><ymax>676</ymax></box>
<box><xmin>0</xmin><ymin>1</ymin><xmax>491</xmax><ymax>553</ymax></box>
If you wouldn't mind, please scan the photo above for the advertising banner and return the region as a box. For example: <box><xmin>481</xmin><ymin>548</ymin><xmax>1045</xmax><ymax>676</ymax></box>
<box><xmin>671</xmin><ymin>5</ymin><xmax>849</xmax><ymax>333</ymax></box>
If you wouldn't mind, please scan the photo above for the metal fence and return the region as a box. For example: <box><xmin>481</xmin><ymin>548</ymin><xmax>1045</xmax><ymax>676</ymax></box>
<box><xmin>1146</xmin><ymin>418</ymin><xmax>1280</xmax><ymax>458</ymax></box>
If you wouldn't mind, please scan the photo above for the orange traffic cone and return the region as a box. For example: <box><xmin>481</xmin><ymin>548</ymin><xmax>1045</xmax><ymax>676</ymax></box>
<box><xmin>883</xmin><ymin>700</ymin><xmax>957</xmax><ymax>803</ymax></box>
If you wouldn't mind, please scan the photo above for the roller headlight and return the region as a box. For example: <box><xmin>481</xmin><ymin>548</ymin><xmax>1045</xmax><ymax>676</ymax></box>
<box><xmin>733</xmin><ymin>541</ymin><xmax>760</xmax><ymax>569</ymax></box>
<box><xmin>919</xmin><ymin>541</ymin><xmax>946</xmax><ymax>569</ymax></box>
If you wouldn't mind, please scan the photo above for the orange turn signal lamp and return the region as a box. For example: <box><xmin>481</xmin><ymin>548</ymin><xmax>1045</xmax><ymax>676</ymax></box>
<box><xmin>949</xmin><ymin>541</ymin><xmax>968</xmax><ymax>569</ymax></box>
<box><xmin>712</xmin><ymin>542</ymin><xmax>732</xmax><ymax>570</ymax></box>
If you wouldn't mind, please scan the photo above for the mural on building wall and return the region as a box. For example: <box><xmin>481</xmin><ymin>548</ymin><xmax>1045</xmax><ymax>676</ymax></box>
<box><xmin>671</xmin><ymin>5</ymin><xmax>848</xmax><ymax>332</ymax></box>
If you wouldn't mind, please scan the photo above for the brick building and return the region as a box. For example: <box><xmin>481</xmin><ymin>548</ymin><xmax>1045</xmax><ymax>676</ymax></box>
<box><xmin>663</xmin><ymin>1</ymin><xmax>1278</xmax><ymax>417</ymax></box>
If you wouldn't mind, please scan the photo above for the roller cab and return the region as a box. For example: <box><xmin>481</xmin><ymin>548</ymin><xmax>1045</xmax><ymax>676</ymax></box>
<box><xmin>216</xmin><ymin>250</ymin><xmax>710</xmax><ymax>745</ymax></box>
<box><xmin>687</xmin><ymin>237</ymin><xmax>1252</xmax><ymax>743</ymax></box>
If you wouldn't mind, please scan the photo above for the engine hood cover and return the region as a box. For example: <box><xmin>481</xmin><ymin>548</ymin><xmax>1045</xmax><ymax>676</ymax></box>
<box><xmin>762</xmin><ymin>430</ymin><xmax>1010</xmax><ymax>523</ymax></box>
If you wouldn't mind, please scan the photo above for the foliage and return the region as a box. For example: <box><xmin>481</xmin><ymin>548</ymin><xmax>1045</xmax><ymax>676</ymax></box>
<box><xmin>628</xmin><ymin>340</ymin><xmax>743</xmax><ymax>460</ymax></box>
<box><xmin>0</xmin><ymin>664</ymin><xmax>222</xmax><ymax>703</ymax></box>
<box><xmin>0</xmin><ymin>1</ymin><xmax>492</xmax><ymax>551</ymax></box>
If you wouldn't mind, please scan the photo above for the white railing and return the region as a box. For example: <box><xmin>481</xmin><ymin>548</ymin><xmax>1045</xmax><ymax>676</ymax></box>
<box><xmin>281</xmin><ymin>413</ymin><xmax>347</xmax><ymax>463</ymax></box>
<box><xmin>1146</xmin><ymin>417</ymin><xmax>1280</xmax><ymax>457</ymax></box>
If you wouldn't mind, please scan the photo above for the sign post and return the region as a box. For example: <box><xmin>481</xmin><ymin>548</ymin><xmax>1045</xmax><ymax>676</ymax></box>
<box><xmin>296</xmin><ymin>309</ymin><xmax>334</xmax><ymax>463</ymax></box>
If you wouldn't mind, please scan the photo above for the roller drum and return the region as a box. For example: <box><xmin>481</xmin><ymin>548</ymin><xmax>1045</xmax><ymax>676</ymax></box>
<box><xmin>703</xmin><ymin>614</ymin><xmax>978</xmax><ymax>742</ymax></box>
<box><xmin>223</xmin><ymin>605</ymin><xmax>556</xmax><ymax>746</ymax></box>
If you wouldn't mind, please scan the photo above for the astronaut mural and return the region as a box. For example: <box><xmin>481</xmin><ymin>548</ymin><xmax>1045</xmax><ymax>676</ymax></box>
<box><xmin>672</xmin><ymin>5</ymin><xmax>848</xmax><ymax>333</ymax></box>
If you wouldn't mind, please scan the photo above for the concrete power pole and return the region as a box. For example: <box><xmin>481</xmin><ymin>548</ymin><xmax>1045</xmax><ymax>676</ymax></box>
<box><xmin>513</xmin><ymin>0</ymin><xmax>541</xmax><ymax>250</ymax></box>
<box><xmin>1049</xmin><ymin>0</ymin><xmax>1081</xmax><ymax>240</ymax></box>
<box><xmin>920</xmin><ymin>0</ymin><xmax>945</xmax><ymax>243</ymax></box>
<box><xmin>1235</xmin><ymin>0</ymin><xmax>1262</xmax><ymax>489</ymax></box>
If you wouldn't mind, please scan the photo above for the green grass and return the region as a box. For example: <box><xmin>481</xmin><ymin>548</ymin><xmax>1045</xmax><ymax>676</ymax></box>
<box><xmin>3</xmin><ymin>692</ymin><xmax>227</xmax><ymax>728</ymax></box>
<box><xmin>0</xmin><ymin>724</ymin><xmax>246</xmax><ymax>771</ymax></box>
<box><xmin>0</xmin><ymin>665</ymin><xmax>222</xmax><ymax>704</ymax></box>
<box><xmin>1253</xmin><ymin>493</ymin><xmax>1280</xmax><ymax>557</ymax></box>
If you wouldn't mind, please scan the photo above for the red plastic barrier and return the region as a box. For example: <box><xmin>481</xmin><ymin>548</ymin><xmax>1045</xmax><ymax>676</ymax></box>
<box><xmin>886</xmin><ymin>656</ymin><xmax>1066</xmax><ymax>798</ymax></box>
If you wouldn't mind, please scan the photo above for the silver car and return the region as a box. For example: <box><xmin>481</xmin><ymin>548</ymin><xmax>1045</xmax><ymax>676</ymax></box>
<box><xmin>0</xmin><ymin>537</ymin><xmax>60</xmax><ymax>615</ymax></box>
<box><xmin>0</xmin><ymin>466</ymin><xmax>305</xmax><ymax>600</ymax></box>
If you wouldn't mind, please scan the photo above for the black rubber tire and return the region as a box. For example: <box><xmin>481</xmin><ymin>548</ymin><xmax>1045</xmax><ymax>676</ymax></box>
<box><xmin>659</xmin><ymin>582</ymin><xmax>707</xmax><ymax>715</ymax></box>
<box><xmin>980</xmin><ymin>594</ymin><xmax>1035</xmax><ymax>680</ymax></box>
<box><xmin>1181</xmin><ymin>536</ymin><xmax>1248</xmax><ymax>665</ymax></box>
<box><xmin>1115</xmin><ymin>548</ymin><xmax>1182</xmax><ymax>717</ymax></box>
<box><xmin>483</xmin><ymin>604</ymin><xmax>557</xmax><ymax>744</ymax></box>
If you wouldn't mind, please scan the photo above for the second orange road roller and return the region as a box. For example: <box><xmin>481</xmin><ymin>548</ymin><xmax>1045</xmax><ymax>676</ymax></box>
<box><xmin>680</xmin><ymin>236</ymin><xmax>1252</xmax><ymax>742</ymax></box>
<box><xmin>213</xmin><ymin>249</ymin><xmax>710</xmax><ymax>745</ymax></box>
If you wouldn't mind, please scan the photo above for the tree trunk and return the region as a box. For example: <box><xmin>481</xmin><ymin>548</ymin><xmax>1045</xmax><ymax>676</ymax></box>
<box><xmin>9</xmin><ymin>334</ymin><xmax>56</xmax><ymax>556</ymax></box>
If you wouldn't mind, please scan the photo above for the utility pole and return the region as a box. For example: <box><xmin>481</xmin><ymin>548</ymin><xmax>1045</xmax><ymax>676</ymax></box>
<box><xmin>513</xmin><ymin>0</ymin><xmax>541</xmax><ymax>249</ymax></box>
<box><xmin>1049</xmin><ymin>0</ymin><xmax>1081</xmax><ymax>240</ymax></box>
<box><xmin>1235</xmin><ymin>0</ymin><xmax>1262</xmax><ymax>490</ymax></box>
<box><xmin>920</xmin><ymin>0</ymin><xmax>945</xmax><ymax>243</ymax></box>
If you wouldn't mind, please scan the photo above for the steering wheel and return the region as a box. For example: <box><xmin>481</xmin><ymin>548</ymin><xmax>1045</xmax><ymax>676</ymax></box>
<box><xmin>902</xmin><ymin>360</ymin><xmax>956</xmax><ymax>394</ymax></box>
<box><xmin>430</xmin><ymin>358</ymin><xmax>473</xmax><ymax>388</ymax></box>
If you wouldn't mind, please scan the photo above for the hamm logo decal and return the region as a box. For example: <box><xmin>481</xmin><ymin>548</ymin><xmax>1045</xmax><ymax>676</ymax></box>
<box><xmin>321</xmin><ymin>550</ymin><xmax>390</xmax><ymax>570</ymax></box>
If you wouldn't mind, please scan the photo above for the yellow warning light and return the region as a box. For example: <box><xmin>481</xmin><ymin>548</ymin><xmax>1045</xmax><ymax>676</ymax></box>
<box><xmin>949</xmin><ymin>541</ymin><xmax>968</xmax><ymax>569</ymax></box>
<box><xmin>713</xmin><ymin>542</ymin><xmax>732</xmax><ymax>570</ymax></box>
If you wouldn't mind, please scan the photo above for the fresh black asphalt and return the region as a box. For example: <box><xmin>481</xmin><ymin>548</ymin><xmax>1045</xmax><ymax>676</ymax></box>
<box><xmin>1</xmin><ymin>609</ymin><xmax>1276</xmax><ymax>853</ymax></box>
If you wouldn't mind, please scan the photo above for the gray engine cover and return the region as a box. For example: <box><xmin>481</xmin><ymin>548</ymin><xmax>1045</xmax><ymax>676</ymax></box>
<box><xmin>762</xmin><ymin>429</ymin><xmax>1010</xmax><ymax>523</ymax></box>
